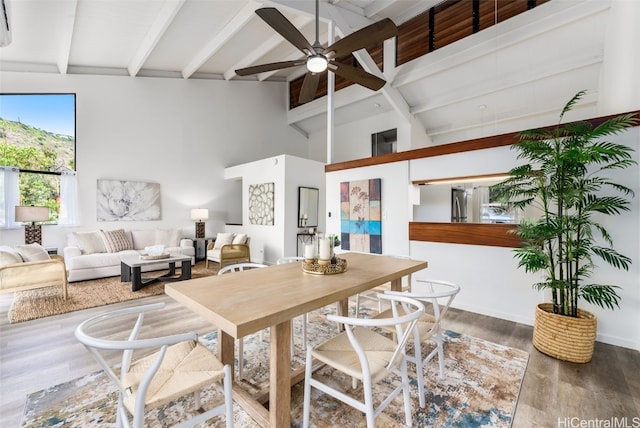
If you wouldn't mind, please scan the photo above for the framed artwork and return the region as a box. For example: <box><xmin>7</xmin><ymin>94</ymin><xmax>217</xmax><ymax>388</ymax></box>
<box><xmin>97</xmin><ymin>179</ymin><xmax>161</xmax><ymax>221</ymax></box>
<box><xmin>340</xmin><ymin>178</ymin><xmax>382</xmax><ymax>253</ymax></box>
<box><xmin>249</xmin><ymin>182</ymin><xmax>274</xmax><ymax>225</ymax></box>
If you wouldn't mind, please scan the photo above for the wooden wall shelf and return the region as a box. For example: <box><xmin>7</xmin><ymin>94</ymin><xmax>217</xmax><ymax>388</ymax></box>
<box><xmin>409</xmin><ymin>222</ymin><xmax>522</xmax><ymax>248</ymax></box>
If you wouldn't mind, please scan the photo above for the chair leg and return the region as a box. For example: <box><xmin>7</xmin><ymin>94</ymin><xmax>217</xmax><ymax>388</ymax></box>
<box><xmin>238</xmin><ymin>339</ymin><xmax>244</xmax><ymax>380</ymax></box>
<box><xmin>223</xmin><ymin>364</ymin><xmax>233</xmax><ymax>428</ymax></box>
<box><xmin>362</xmin><ymin>376</ymin><xmax>375</xmax><ymax>428</ymax></box>
<box><xmin>194</xmin><ymin>390</ymin><xmax>201</xmax><ymax>409</ymax></box>
<box><xmin>116</xmin><ymin>394</ymin><xmax>127</xmax><ymax>428</ymax></box>
<box><xmin>435</xmin><ymin>328</ymin><xmax>446</xmax><ymax>379</ymax></box>
<box><xmin>302</xmin><ymin>346</ymin><xmax>314</xmax><ymax>428</ymax></box>
<box><xmin>302</xmin><ymin>314</ymin><xmax>307</xmax><ymax>349</ymax></box>
<box><xmin>413</xmin><ymin>340</ymin><xmax>426</xmax><ymax>408</ymax></box>
<box><xmin>400</xmin><ymin>359</ymin><xmax>413</xmax><ymax>427</ymax></box>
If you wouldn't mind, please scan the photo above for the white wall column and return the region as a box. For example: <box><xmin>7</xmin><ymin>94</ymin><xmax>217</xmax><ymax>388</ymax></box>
<box><xmin>598</xmin><ymin>0</ymin><xmax>640</xmax><ymax>114</ymax></box>
<box><xmin>326</xmin><ymin>20</ymin><xmax>335</xmax><ymax>164</ymax></box>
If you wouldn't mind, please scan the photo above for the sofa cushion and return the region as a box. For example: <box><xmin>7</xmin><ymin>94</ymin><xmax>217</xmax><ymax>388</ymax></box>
<box><xmin>213</xmin><ymin>233</ymin><xmax>235</xmax><ymax>249</ymax></box>
<box><xmin>232</xmin><ymin>233</ymin><xmax>248</xmax><ymax>245</ymax></box>
<box><xmin>14</xmin><ymin>243</ymin><xmax>51</xmax><ymax>262</ymax></box>
<box><xmin>0</xmin><ymin>246</ymin><xmax>24</xmax><ymax>266</ymax></box>
<box><xmin>130</xmin><ymin>230</ymin><xmax>156</xmax><ymax>250</ymax></box>
<box><xmin>73</xmin><ymin>231</ymin><xmax>107</xmax><ymax>254</ymax></box>
<box><xmin>155</xmin><ymin>229</ymin><xmax>181</xmax><ymax>247</ymax></box>
<box><xmin>101</xmin><ymin>229</ymin><xmax>133</xmax><ymax>253</ymax></box>
<box><xmin>65</xmin><ymin>250</ymin><xmax>139</xmax><ymax>271</ymax></box>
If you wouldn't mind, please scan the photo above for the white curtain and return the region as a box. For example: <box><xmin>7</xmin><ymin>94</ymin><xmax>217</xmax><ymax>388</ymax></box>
<box><xmin>58</xmin><ymin>171</ymin><xmax>79</xmax><ymax>226</ymax></box>
<box><xmin>0</xmin><ymin>166</ymin><xmax>20</xmax><ymax>228</ymax></box>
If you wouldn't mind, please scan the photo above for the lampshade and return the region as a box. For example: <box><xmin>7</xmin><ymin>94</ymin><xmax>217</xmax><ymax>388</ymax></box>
<box><xmin>190</xmin><ymin>208</ymin><xmax>209</xmax><ymax>221</ymax></box>
<box><xmin>15</xmin><ymin>206</ymin><xmax>50</xmax><ymax>223</ymax></box>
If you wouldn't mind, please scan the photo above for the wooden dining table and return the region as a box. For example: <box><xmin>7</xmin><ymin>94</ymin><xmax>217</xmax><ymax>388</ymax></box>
<box><xmin>165</xmin><ymin>252</ymin><xmax>428</xmax><ymax>427</ymax></box>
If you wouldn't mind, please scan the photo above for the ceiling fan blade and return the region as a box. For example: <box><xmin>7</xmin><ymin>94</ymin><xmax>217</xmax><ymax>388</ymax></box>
<box><xmin>323</xmin><ymin>18</ymin><xmax>397</xmax><ymax>59</ymax></box>
<box><xmin>235</xmin><ymin>60</ymin><xmax>305</xmax><ymax>76</ymax></box>
<box><xmin>299</xmin><ymin>72</ymin><xmax>321</xmax><ymax>104</ymax></box>
<box><xmin>256</xmin><ymin>8</ymin><xmax>315</xmax><ymax>55</ymax></box>
<box><xmin>330</xmin><ymin>62</ymin><xmax>386</xmax><ymax>91</ymax></box>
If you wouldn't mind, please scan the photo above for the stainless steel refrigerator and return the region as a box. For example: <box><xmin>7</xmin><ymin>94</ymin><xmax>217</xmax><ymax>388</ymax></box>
<box><xmin>451</xmin><ymin>188</ymin><xmax>467</xmax><ymax>222</ymax></box>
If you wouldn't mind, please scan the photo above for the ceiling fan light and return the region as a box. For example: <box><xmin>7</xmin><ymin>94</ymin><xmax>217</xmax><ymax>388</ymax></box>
<box><xmin>306</xmin><ymin>55</ymin><xmax>327</xmax><ymax>73</ymax></box>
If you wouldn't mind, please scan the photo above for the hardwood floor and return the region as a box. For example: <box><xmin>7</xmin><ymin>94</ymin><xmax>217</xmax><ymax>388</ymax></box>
<box><xmin>1</xmin><ymin>291</ymin><xmax>638</xmax><ymax>427</ymax></box>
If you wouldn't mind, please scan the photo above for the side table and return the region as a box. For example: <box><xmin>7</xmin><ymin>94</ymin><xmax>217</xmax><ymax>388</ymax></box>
<box><xmin>192</xmin><ymin>237</ymin><xmax>215</xmax><ymax>262</ymax></box>
<box><xmin>44</xmin><ymin>246</ymin><xmax>58</xmax><ymax>255</ymax></box>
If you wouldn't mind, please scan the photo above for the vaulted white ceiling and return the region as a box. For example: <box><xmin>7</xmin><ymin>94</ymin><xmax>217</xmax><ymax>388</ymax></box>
<box><xmin>0</xmin><ymin>0</ymin><xmax>628</xmax><ymax>144</ymax></box>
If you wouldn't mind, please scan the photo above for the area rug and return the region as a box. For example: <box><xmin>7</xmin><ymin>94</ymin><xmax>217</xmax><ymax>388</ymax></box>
<box><xmin>20</xmin><ymin>303</ymin><xmax>529</xmax><ymax>428</ymax></box>
<box><xmin>8</xmin><ymin>262</ymin><xmax>217</xmax><ymax>324</ymax></box>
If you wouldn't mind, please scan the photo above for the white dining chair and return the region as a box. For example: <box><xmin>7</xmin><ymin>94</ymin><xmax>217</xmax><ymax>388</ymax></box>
<box><xmin>276</xmin><ymin>256</ymin><xmax>308</xmax><ymax>353</ymax></box>
<box><xmin>218</xmin><ymin>262</ymin><xmax>268</xmax><ymax>380</ymax></box>
<box><xmin>302</xmin><ymin>293</ymin><xmax>425</xmax><ymax>428</ymax></box>
<box><xmin>75</xmin><ymin>302</ymin><xmax>233</xmax><ymax>428</ymax></box>
<box><xmin>354</xmin><ymin>254</ymin><xmax>412</xmax><ymax>317</ymax></box>
<box><xmin>380</xmin><ymin>279</ymin><xmax>461</xmax><ymax>408</ymax></box>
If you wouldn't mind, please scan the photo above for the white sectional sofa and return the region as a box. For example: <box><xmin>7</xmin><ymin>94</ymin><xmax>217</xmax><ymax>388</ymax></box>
<box><xmin>63</xmin><ymin>228</ymin><xmax>194</xmax><ymax>282</ymax></box>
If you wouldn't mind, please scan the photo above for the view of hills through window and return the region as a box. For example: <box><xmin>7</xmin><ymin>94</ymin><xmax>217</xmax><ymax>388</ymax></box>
<box><xmin>0</xmin><ymin>93</ymin><xmax>76</xmax><ymax>222</ymax></box>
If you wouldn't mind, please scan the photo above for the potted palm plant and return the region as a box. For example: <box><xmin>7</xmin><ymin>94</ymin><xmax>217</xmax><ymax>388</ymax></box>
<box><xmin>494</xmin><ymin>90</ymin><xmax>638</xmax><ymax>363</ymax></box>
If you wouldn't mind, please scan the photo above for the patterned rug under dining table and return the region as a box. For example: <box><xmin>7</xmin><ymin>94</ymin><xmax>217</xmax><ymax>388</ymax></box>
<box><xmin>165</xmin><ymin>252</ymin><xmax>428</xmax><ymax>427</ymax></box>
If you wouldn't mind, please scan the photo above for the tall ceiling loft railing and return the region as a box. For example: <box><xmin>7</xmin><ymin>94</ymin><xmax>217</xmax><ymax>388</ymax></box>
<box><xmin>289</xmin><ymin>0</ymin><xmax>550</xmax><ymax>109</ymax></box>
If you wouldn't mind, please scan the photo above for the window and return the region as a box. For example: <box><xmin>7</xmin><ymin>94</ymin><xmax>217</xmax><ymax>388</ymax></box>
<box><xmin>371</xmin><ymin>128</ymin><xmax>397</xmax><ymax>157</ymax></box>
<box><xmin>0</xmin><ymin>93</ymin><xmax>76</xmax><ymax>223</ymax></box>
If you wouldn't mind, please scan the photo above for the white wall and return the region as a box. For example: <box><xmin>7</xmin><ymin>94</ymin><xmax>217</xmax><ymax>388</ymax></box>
<box><xmin>326</xmin><ymin>161</ymin><xmax>411</xmax><ymax>258</ymax></box>
<box><xmin>283</xmin><ymin>156</ymin><xmax>326</xmax><ymax>258</ymax></box>
<box><xmin>0</xmin><ymin>71</ymin><xmax>308</xmax><ymax>250</ymax></box>
<box><xmin>323</xmin><ymin>127</ymin><xmax>640</xmax><ymax>350</ymax></box>
<box><xmin>224</xmin><ymin>155</ymin><xmax>325</xmax><ymax>265</ymax></box>
<box><xmin>309</xmin><ymin>109</ymin><xmax>413</xmax><ymax>163</ymax></box>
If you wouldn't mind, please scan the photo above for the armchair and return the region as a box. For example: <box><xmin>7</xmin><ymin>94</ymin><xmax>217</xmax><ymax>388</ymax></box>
<box><xmin>206</xmin><ymin>233</ymin><xmax>251</xmax><ymax>269</ymax></box>
<box><xmin>0</xmin><ymin>254</ymin><xmax>68</xmax><ymax>299</ymax></box>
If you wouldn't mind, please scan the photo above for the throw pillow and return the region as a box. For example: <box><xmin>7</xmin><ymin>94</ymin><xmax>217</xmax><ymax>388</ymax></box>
<box><xmin>14</xmin><ymin>243</ymin><xmax>51</xmax><ymax>262</ymax></box>
<box><xmin>213</xmin><ymin>232</ymin><xmax>235</xmax><ymax>249</ymax></box>
<box><xmin>101</xmin><ymin>229</ymin><xmax>133</xmax><ymax>253</ymax></box>
<box><xmin>0</xmin><ymin>246</ymin><xmax>24</xmax><ymax>266</ymax></box>
<box><xmin>73</xmin><ymin>231</ymin><xmax>107</xmax><ymax>254</ymax></box>
<box><xmin>232</xmin><ymin>233</ymin><xmax>248</xmax><ymax>245</ymax></box>
<box><xmin>155</xmin><ymin>229</ymin><xmax>181</xmax><ymax>247</ymax></box>
<box><xmin>130</xmin><ymin>230</ymin><xmax>156</xmax><ymax>250</ymax></box>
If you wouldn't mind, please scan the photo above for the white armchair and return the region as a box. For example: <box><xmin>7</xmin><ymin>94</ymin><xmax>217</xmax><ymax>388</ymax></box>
<box><xmin>206</xmin><ymin>232</ymin><xmax>251</xmax><ymax>269</ymax></box>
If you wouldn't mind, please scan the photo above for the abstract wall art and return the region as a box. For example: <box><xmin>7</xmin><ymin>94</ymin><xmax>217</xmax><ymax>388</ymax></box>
<box><xmin>340</xmin><ymin>178</ymin><xmax>382</xmax><ymax>253</ymax></box>
<box><xmin>249</xmin><ymin>182</ymin><xmax>274</xmax><ymax>225</ymax></box>
<box><xmin>96</xmin><ymin>179</ymin><xmax>161</xmax><ymax>221</ymax></box>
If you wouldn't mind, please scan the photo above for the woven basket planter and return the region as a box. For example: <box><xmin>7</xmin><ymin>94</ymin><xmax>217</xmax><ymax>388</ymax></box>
<box><xmin>532</xmin><ymin>303</ymin><xmax>597</xmax><ymax>363</ymax></box>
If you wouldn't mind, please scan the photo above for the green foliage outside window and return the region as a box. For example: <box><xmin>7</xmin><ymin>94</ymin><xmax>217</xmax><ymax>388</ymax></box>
<box><xmin>1</xmin><ymin>117</ymin><xmax>75</xmax><ymax>223</ymax></box>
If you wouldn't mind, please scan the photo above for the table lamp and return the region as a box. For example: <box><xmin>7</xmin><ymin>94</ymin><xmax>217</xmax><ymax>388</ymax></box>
<box><xmin>190</xmin><ymin>208</ymin><xmax>208</xmax><ymax>239</ymax></box>
<box><xmin>15</xmin><ymin>205</ymin><xmax>50</xmax><ymax>245</ymax></box>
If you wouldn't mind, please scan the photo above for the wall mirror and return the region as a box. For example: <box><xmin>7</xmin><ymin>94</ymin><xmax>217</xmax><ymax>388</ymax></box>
<box><xmin>298</xmin><ymin>187</ymin><xmax>319</xmax><ymax>228</ymax></box>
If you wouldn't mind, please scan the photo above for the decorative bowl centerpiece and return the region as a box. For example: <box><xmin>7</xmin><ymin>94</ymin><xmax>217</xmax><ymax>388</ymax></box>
<box><xmin>140</xmin><ymin>245</ymin><xmax>169</xmax><ymax>260</ymax></box>
<box><xmin>302</xmin><ymin>257</ymin><xmax>347</xmax><ymax>275</ymax></box>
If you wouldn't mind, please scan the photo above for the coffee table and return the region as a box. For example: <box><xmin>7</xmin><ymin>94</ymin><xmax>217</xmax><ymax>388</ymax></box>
<box><xmin>120</xmin><ymin>254</ymin><xmax>192</xmax><ymax>291</ymax></box>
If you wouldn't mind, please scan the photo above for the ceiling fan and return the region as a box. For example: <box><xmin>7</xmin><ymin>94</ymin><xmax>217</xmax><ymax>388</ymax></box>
<box><xmin>235</xmin><ymin>0</ymin><xmax>398</xmax><ymax>104</ymax></box>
